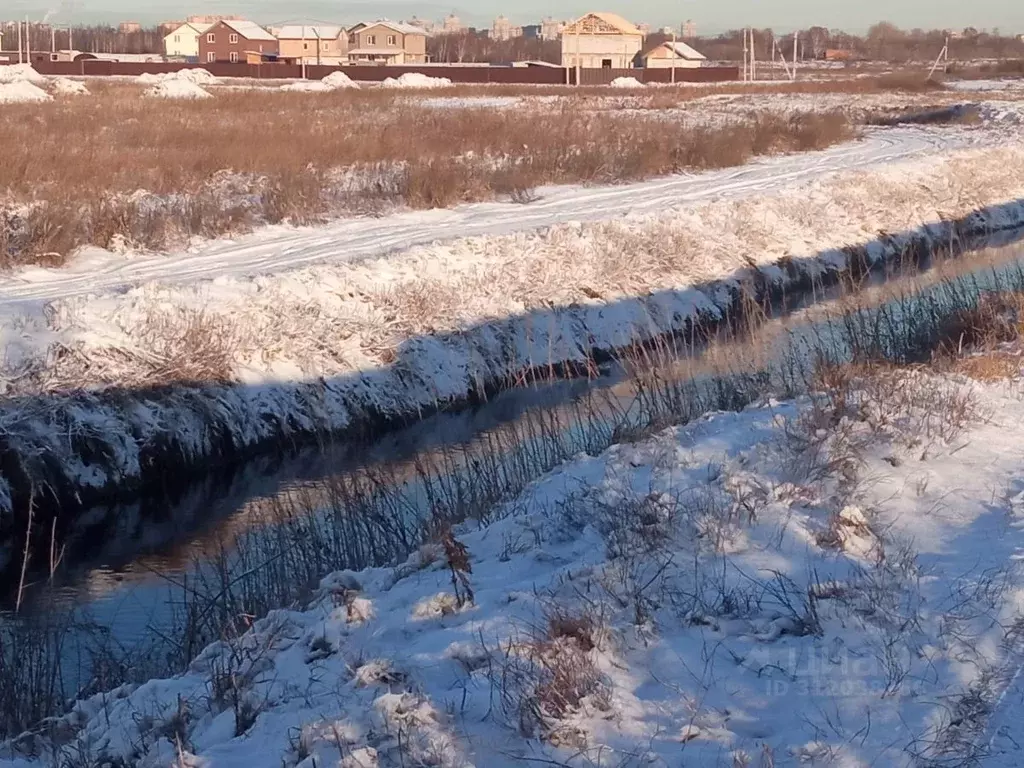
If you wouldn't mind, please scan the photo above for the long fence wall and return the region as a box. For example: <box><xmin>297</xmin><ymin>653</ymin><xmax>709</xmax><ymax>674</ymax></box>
<box><xmin>22</xmin><ymin>59</ymin><xmax>739</xmax><ymax>85</ymax></box>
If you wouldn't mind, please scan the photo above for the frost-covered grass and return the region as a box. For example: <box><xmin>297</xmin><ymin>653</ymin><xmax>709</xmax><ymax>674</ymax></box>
<box><xmin>4</xmin><ymin>245</ymin><xmax>1024</xmax><ymax>745</ymax></box>
<box><xmin>0</xmin><ymin>85</ymin><xmax>855</xmax><ymax>268</ymax></box>
<box><xmin>0</xmin><ymin>144</ymin><xmax>1023</xmax><ymax>548</ymax></box>
<box><xmin>6</xmin><ymin>344</ymin><xmax>1024</xmax><ymax>766</ymax></box>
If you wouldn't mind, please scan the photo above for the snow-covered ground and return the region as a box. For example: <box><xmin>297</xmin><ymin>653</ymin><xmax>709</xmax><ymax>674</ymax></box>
<box><xmin>0</xmin><ymin>126</ymin><xmax>988</xmax><ymax>306</ymax></box>
<box><xmin>1</xmin><ymin>126</ymin><xmax>1023</xmax><ymax>522</ymax></box>
<box><xmin>6</xmin><ymin>363</ymin><xmax>1024</xmax><ymax>767</ymax></box>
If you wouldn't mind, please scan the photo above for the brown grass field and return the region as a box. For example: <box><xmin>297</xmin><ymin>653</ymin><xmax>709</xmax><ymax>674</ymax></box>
<box><xmin>0</xmin><ymin>82</ymin><xmax>868</xmax><ymax>268</ymax></box>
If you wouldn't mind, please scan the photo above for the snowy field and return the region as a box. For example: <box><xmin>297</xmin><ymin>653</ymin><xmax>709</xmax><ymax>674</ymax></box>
<box><xmin>1</xmin><ymin>118</ymin><xmax>1024</xmax><ymax>521</ymax></box>
<box><xmin>6</xmin><ymin>360</ymin><xmax>1024</xmax><ymax>767</ymax></box>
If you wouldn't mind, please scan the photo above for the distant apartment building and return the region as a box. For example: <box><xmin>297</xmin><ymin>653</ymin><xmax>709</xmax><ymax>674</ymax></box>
<box><xmin>521</xmin><ymin>24</ymin><xmax>541</xmax><ymax>39</ymax></box>
<box><xmin>681</xmin><ymin>19</ymin><xmax>697</xmax><ymax>38</ymax></box>
<box><xmin>276</xmin><ymin>25</ymin><xmax>348</xmax><ymax>65</ymax></box>
<box><xmin>118</xmin><ymin>21</ymin><xmax>142</xmax><ymax>34</ymax></box>
<box><xmin>163</xmin><ymin>21</ymin><xmax>213</xmax><ymax>59</ymax></box>
<box><xmin>197</xmin><ymin>19</ymin><xmax>278</xmax><ymax>63</ymax></box>
<box><xmin>491</xmin><ymin>15</ymin><xmax>521</xmax><ymax>42</ymax></box>
<box><xmin>443</xmin><ymin>13</ymin><xmax>463</xmax><ymax>33</ymax></box>
<box><xmin>562</xmin><ymin>12</ymin><xmax>643</xmax><ymax>69</ymax></box>
<box><xmin>540</xmin><ymin>17</ymin><xmax>563</xmax><ymax>41</ymax></box>
<box><xmin>347</xmin><ymin>20</ymin><xmax>427</xmax><ymax>64</ymax></box>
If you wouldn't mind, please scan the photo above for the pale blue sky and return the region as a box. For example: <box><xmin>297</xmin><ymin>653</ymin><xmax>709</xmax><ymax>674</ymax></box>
<box><xmin>4</xmin><ymin>0</ymin><xmax>1022</xmax><ymax>34</ymax></box>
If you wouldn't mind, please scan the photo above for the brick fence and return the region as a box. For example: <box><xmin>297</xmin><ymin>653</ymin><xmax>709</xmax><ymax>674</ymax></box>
<box><xmin>20</xmin><ymin>59</ymin><xmax>738</xmax><ymax>85</ymax></box>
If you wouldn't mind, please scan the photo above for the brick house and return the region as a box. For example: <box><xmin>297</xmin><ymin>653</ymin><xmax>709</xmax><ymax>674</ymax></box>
<box><xmin>346</xmin><ymin>21</ymin><xmax>427</xmax><ymax>65</ymax></box>
<box><xmin>197</xmin><ymin>19</ymin><xmax>278</xmax><ymax>64</ymax></box>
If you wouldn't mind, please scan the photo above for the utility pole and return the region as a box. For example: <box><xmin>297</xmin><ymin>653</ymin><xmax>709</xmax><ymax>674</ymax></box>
<box><xmin>750</xmin><ymin>28</ymin><xmax>756</xmax><ymax>81</ymax></box>
<box><xmin>18</xmin><ymin>19</ymin><xmax>24</xmax><ymax>63</ymax></box>
<box><xmin>301</xmin><ymin>25</ymin><xmax>307</xmax><ymax>78</ymax></box>
<box><xmin>575</xmin><ymin>23</ymin><xmax>580</xmax><ymax>86</ymax></box>
<box><xmin>927</xmin><ymin>34</ymin><xmax>949</xmax><ymax>79</ymax></box>
<box><xmin>670</xmin><ymin>29</ymin><xmax>676</xmax><ymax>84</ymax></box>
<box><xmin>742</xmin><ymin>27</ymin><xmax>747</xmax><ymax>81</ymax></box>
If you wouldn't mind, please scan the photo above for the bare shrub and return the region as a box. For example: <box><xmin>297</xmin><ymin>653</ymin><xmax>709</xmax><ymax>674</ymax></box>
<box><xmin>487</xmin><ymin>616</ymin><xmax>611</xmax><ymax>742</ymax></box>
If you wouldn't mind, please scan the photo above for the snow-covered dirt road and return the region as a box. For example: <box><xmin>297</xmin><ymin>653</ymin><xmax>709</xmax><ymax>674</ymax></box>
<box><xmin>0</xmin><ymin>126</ymin><xmax>968</xmax><ymax>307</ymax></box>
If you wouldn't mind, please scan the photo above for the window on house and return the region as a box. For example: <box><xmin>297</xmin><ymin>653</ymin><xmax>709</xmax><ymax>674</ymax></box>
<box><xmin>207</xmin><ymin>33</ymin><xmax>215</xmax><ymax>43</ymax></box>
<box><xmin>322</xmin><ymin>42</ymin><xmax>329</xmax><ymax>51</ymax></box>
<box><xmin>229</xmin><ymin>33</ymin><xmax>238</xmax><ymax>44</ymax></box>
<box><xmin>229</xmin><ymin>51</ymin><xmax>238</xmax><ymax>62</ymax></box>
<box><xmin>303</xmin><ymin>42</ymin><xmax>309</xmax><ymax>50</ymax></box>
<box><xmin>174</xmin><ymin>35</ymin><xmax>180</xmax><ymax>42</ymax></box>
<box><xmin>367</xmin><ymin>35</ymin><xmax>376</xmax><ymax>45</ymax></box>
<box><xmin>387</xmin><ymin>35</ymin><xmax>396</xmax><ymax>45</ymax></box>
<box><xmin>207</xmin><ymin>51</ymin><xmax>215</xmax><ymax>62</ymax></box>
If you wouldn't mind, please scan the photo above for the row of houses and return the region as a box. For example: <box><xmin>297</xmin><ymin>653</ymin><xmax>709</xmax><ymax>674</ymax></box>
<box><xmin>164</xmin><ymin>18</ymin><xmax>427</xmax><ymax>65</ymax></box>
<box><xmin>159</xmin><ymin>12</ymin><xmax>706</xmax><ymax>69</ymax></box>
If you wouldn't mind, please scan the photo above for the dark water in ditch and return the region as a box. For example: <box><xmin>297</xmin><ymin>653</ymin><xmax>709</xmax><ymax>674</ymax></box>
<box><xmin>4</xmin><ymin>233</ymin><xmax>1024</xmax><ymax>698</ymax></box>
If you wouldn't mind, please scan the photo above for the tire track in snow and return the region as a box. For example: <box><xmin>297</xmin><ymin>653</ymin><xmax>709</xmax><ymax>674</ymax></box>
<box><xmin>0</xmin><ymin>127</ymin><xmax>972</xmax><ymax>308</ymax></box>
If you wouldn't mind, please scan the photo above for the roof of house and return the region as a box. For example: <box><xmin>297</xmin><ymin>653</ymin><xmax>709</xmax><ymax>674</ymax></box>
<box><xmin>349</xmin><ymin>20</ymin><xmax>427</xmax><ymax>36</ymax></box>
<box><xmin>567</xmin><ymin>12</ymin><xmax>642</xmax><ymax>36</ymax></box>
<box><xmin>649</xmin><ymin>40</ymin><xmax>706</xmax><ymax>60</ymax></box>
<box><xmin>163</xmin><ymin>21</ymin><xmax>214</xmax><ymax>38</ymax></box>
<box><xmin>217</xmin><ymin>19</ymin><xmax>277</xmax><ymax>41</ymax></box>
<box><xmin>276</xmin><ymin>25</ymin><xmax>344</xmax><ymax>40</ymax></box>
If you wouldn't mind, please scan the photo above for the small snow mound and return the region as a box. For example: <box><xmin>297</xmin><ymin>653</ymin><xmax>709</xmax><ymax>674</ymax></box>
<box><xmin>136</xmin><ymin>68</ymin><xmax>220</xmax><ymax>86</ymax></box>
<box><xmin>380</xmin><ymin>72</ymin><xmax>452</xmax><ymax>89</ymax></box>
<box><xmin>51</xmin><ymin>77</ymin><xmax>90</xmax><ymax>96</ymax></box>
<box><xmin>322</xmin><ymin>70</ymin><xmax>360</xmax><ymax>89</ymax></box>
<box><xmin>0</xmin><ymin>63</ymin><xmax>45</xmax><ymax>83</ymax></box>
<box><xmin>142</xmin><ymin>80</ymin><xmax>213</xmax><ymax>100</ymax></box>
<box><xmin>610</xmin><ymin>76</ymin><xmax>645</xmax><ymax>89</ymax></box>
<box><xmin>281</xmin><ymin>80</ymin><xmax>333</xmax><ymax>92</ymax></box>
<box><xmin>0</xmin><ymin>81</ymin><xmax>53</xmax><ymax>104</ymax></box>
<box><xmin>175</xmin><ymin>68</ymin><xmax>219</xmax><ymax>84</ymax></box>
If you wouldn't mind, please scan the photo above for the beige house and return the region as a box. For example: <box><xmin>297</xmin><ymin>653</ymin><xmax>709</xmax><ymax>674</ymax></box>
<box><xmin>163</xmin><ymin>21</ymin><xmax>213</xmax><ymax>59</ymax></box>
<box><xmin>346</xmin><ymin>21</ymin><xmax>427</xmax><ymax>65</ymax></box>
<box><xmin>561</xmin><ymin>12</ymin><xmax>643</xmax><ymax>69</ymax></box>
<box><xmin>641</xmin><ymin>40</ymin><xmax>706</xmax><ymax>69</ymax></box>
<box><xmin>276</xmin><ymin>25</ymin><xmax>347</xmax><ymax>65</ymax></box>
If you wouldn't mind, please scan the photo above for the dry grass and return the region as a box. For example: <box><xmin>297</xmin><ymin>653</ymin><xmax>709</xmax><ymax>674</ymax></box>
<box><xmin>0</xmin><ymin>86</ymin><xmax>856</xmax><ymax>268</ymax></box>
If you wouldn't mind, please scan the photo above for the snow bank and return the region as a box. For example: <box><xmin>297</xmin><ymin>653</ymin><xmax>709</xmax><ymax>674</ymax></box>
<box><xmin>142</xmin><ymin>80</ymin><xmax>213</xmax><ymax>100</ymax></box>
<box><xmin>280</xmin><ymin>80</ymin><xmax>333</xmax><ymax>92</ymax></box>
<box><xmin>12</xmin><ymin>367</ymin><xmax>1024</xmax><ymax>766</ymax></box>
<box><xmin>280</xmin><ymin>72</ymin><xmax>360</xmax><ymax>92</ymax></box>
<box><xmin>381</xmin><ymin>72</ymin><xmax>453</xmax><ymax>89</ymax></box>
<box><xmin>50</xmin><ymin>77</ymin><xmax>90</xmax><ymax>96</ymax></box>
<box><xmin>609</xmin><ymin>76</ymin><xmax>645</xmax><ymax>88</ymax></box>
<box><xmin>0</xmin><ymin>81</ymin><xmax>53</xmax><ymax>104</ymax></box>
<box><xmin>136</xmin><ymin>68</ymin><xmax>219</xmax><ymax>86</ymax></box>
<box><xmin>1</xmin><ymin>145</ymin><xmax>1024</xmax><ymax>525</ymax></box>
<box><xmin>322</xmin><ymin>70</ymin><xmax>360</xmax><ymax>89</ymax></box>
<box><xmin>0</xmin><ymin>63</ymin><xmax>45</xmax><ymax>83</ymax></box>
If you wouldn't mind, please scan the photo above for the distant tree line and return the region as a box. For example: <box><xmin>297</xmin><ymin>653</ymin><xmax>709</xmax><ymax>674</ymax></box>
<box><xmin>1</xmin><ymin>22</ymin><xmax>164</xmax><ymax>55</ymax></box>
<box><xmin>427</xmin><ymin>32</ymin><xmax>559</xmax><ymax>64</ymax></box>
<box><xmin>697</xmin><ymin>23</ymin><xmax>1024</xmax><ymax>64</ymax></box>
